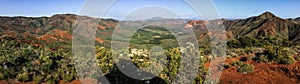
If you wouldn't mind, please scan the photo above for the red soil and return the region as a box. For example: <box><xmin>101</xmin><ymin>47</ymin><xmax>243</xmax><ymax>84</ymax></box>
<box><xmin>219</xmin><ymin>56</ymin><xmax>300</xmax><ymax>84</ymax></box>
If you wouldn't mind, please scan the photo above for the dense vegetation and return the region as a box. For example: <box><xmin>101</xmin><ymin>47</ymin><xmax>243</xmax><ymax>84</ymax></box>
<box><xmin>0</xmin><ymin>37</ymin><xmax>75</xmax><ymax>84</ymax></box>
<box><xmin>129</xmin><ymin>26</ymin><xmax>178</xmax><ymax>49</ymax></box>
<box><xmin>227</xmin><ymin>36</ymin><xmax>298</xmax><ymax>64</ymax></box>
<box><xmin>0</xmin><ymin>33</ymin><xmax>299</xmax><ymax>84</ymax></box>
<box><xmin>0</xmin><ymin>35</ymin><xmax>209</xmax><ymax>84</ymax></box>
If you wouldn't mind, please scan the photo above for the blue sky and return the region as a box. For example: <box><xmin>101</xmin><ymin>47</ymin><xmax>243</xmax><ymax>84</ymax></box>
<box><xmin>0</xmin><ymin>0</ymin><xmax>299</xmax><ymax>20</ymax></box>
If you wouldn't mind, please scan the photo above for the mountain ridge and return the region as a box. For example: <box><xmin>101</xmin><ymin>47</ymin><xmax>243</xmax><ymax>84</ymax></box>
<box><xmin>0</xmin><ymin>11</ymin><xmax>300</xmax><ymax>46</ymax></box>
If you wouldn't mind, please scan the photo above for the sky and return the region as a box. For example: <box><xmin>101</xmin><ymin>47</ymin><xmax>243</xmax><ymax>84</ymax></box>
<box><xmin>0</xmin><ymin>0</ymin><xmax>299</xmax><ymax>20</ymax></box>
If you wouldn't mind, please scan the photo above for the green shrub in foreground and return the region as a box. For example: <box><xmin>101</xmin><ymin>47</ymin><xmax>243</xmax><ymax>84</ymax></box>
<box><xmin>16</xmin><ymin>71</ymin><xmax>30</xmax><ymax>82</ymax></box>
<box><xmin>238</xmin><ymin>64</ymin><xmax>254</xmax><ymax>74</ymax></box>
<box><xmin>231</xmin><ymin>60</ymin><xmax>244</xmax><ymax>66</ymax></box>
<box><xmin>277</xmin><ymin>56</ymin><xmax>295</xmax><ymax>64</ymax></box>
<box><xmin>33</xmin><ymin>75</ymin><xmax>44</xmax><ymax>84</ymax></box>
<box><xmin>0</xmin><ymin>73</ymin><xmax>4</xmax><ymax>80</ymax></box>
<box><xmin>254</xmin><ymin>46</ymin><xmax>296</xmax><ymax>64</ymax></box>
<box><xmin>255</xmin><ymin>54</ymin><xmax>269</xmax><ymax>63</ymax></box>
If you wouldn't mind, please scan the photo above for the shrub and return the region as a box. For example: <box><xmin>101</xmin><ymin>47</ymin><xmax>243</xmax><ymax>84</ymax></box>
<box><xmin>61</xmin><ymin>68</ymin><xmax>77</xmax><ymax>82</ymax></box>
<box><xmin>255</xmin><ymin>46</ymin><xmax>296</xmax><ymax>64</ymax></box>
<box><xmin>164</xmin><ymin>48</ymin><xmax>181</xmax><ymax>81</ymax></box>
<box><xmin>33</xmin><ymin>75</ymin><xmax>44</xmax><ymax>84</ymax></box>
<box><xmin>238</xmin><ymin>64</ymin><xmax>254</xmax><ymax>73</ymax></box>
<box><xmin>0</xmin><ymin>73</ymin><xmax>4</xmax><ymax>80</ymax></box>
<box><xmin>227</xmin><ymin>39</ymin><xmax>241</xmax><ymax>48</ymax></box>
<box><xmin>282</xmin><ymin>39</ymin><xmax>292</xmax><ymax>47</ymax></box>
<box><xmin>231</xmin><ymin>60</ymin><xmax>244</xmax><ymax>66</ymax></box>
<box><xmin>244</xmin><ymin>47</ymin><xmax>254</xmax><ymax>54</ymax></box>
<box><xmin>277</xmin><ymin>56</ymin><xmax>295</xmax><ymax>64</ymax></box>
<box><xmin>3</xmin><ymin>70</ymin><xmax>11</xmax><ymax>79</ymax></box>
<box><xmin>223</xmin><ymin>63</ymin><xmax>231</xmax><ymax>68</ymax></box>
<box><xmin>238</xmin><ymin>36</ymin><xmax>258</xmax><ymax>47</ymax></box>
<box><xmin>229</xmin><ymin>61</ymin><xmax>254</xmax><ymax>74</ymax></box>
<box><xmin>95</xmin><ymin>47</ymin><xmax>113</xmax><ymax>74</ymax></box>
<box><xmin>16</xmin><ymin>71</ymin><xmax>30</xmax><ymax>82</ymax></box>
<box><xmin>47</xmin><ymin>79</ymin><xmax>56</xmax><ymax>84</ymax></box>
<box><xmin>247</xmin><ymin>55</ymin><xmax>255</xmax><ymax>60</ymax></box>
<box><xmin>276</xmin><ymin>48</ymin><xmax>296</xmax><ymax>64</ymax></box>
<box><xmin>45</xmin><ymin>73</ymin><xmax>60</xmax><ymax>83</ymax></box>
<box><xmin>254</xmin><ymin>54</ymin><xmax>269</xmax><ymax>63</ymax></box>
<box><xmin>193</xmin><ymin>75</ymin><xmax>204</xmax><ymax>84</ymax></box>
<box><xmin>295</xmin><ymin>56</ymin><xmax>300</xmax><ymax>61</ymax></box>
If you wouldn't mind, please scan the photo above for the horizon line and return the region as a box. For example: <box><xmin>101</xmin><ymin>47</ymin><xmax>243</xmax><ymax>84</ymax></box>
<box><xmin>0</xmin><ymin>11</ymin><xmax>299</xmax><ymax>21</ymax></box>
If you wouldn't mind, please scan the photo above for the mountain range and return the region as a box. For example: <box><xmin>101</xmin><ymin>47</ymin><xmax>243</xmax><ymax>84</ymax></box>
<box><xmin>0</xmin><ymin>12</ymin><xmax>300</xmax><ymax>47</ymax></box>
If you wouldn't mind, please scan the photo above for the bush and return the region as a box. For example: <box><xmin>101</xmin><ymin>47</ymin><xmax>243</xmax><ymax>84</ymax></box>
<box><xmin>238</xmin><ymin>36</ymin><xmax>258</xmax><ymax>47</ymax></box>
<box><xmin>254</xmin><ymin>54</ymin><xmax>269</xmax><ymax>63</ymax></box>
<box><xmin>3</xmin><ymin>70</ymin><xmax>12</xmax><ymax>79</ymax></box>
<box><xmin>16</xmin><ymin>71</ymin><xmax>30</xmax><ymax>82</ymax></box>
<box><xmin>0</xmin><ymin>73</ymin><xmax>4</xmax><ymax>80</ymax></box>
<box><xmin>247</xmin><ymin>55</ymin><xmax>255</xmax><ymax>60</ymax></box>
<box><xmin>231</xmin><ymin>60</ymin><xmax>244</xmax><ymax>66</ymax></box>
<box><xmin>45</xmin><ymin>73</ymin><xmax>60</xmax><ymax>83</ymax></box>
<box><xmin>193</xmin><ymin>75</ymin><xmax>204</xmax><ymax>84</ymax></box>
<box><xmin>164</xmin><ymin>48</ymin><xmax>181</xmax><ymax>81</ymax></box>
<box><xmin>229</xmin><ymin>61</ymin><xmax>255</xmax><ymax>74</ymax></box>
<box><xmin>61</xmin><ymin>69</ymin><xmax>76</xmax><ymax>82</ymax></box>
<box><xmin>227</xmin><ymin>39</ymin><xmax>241</xmax><ymax>48</ymax></box>
<box><xmin>282</xmin><ymin>39</ymin><xmax>293</xmax><ymax>47</ymax></box>
<box><xmin>238</xmin><ymin>64</ymin><xmax>254</xmax><ymax>73</ymax></box>
<box><xmin>276</xmin><ymin>48</ymin><xmax>296</xmax><ymax>64</ymax></box>
<box><xmin>277</xmin><ymin>56</ymin><xmax>295</xmax><ymax>64</ymax></box>
<box><xmin>223</xmin><ymin>63</ymin><xmax>231</xmax><ymax>68</ymax></box>
<box><xmin>295</xmin><ymin>56</ymin><xmax>300</xmax><ymax>61</ymax></box>
<box><xmin>95</xmin><ymin>47</ymin><xmax>113</xmax><ymax>74</ymax></box>
<box><xmin>33</xmin><ymin>75</ymin><xmax>44</xmax><ymax>84</ymax></box>
<box><xmin>244</xmin><ymin>47</ymin><xmax>254</xmax><ymax>54</ymax></box>
<box><xmin>47</xmin><ymin>79</ymin><xmax>56</xmax><ymax>84</ymax></box>
<box><xmin>255</xmin><ymin>46</ymin><xmax>296</xmax><ymax>64</ymax></box>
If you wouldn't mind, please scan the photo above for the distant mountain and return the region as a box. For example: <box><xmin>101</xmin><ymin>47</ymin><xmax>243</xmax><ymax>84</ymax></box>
<box><xmin>1</xmin><ymin>11</ymin><xmax>300</xmax><ymax>47</ymax></box>
<box><xmin>226</xmin><ymin>12</ymin><xmax>300</xmax><ymax>41</ymax></box>
<box><xmin>0</xmin><ymin>14</ymin><xmax>117</xmax><ymax>45</ymax></box>
<box><xmin>288</xmin><ymin>17</ymin><xmax>300</xmax><ymax>23</ymax></box>
<box><xmin>225</xmin><ymin>11</ymin><xmax>289</xmax><ymax>39</ymax></box>
<box><xmin>145</xmin><ymin>17</ymin><xmax>165</xmax><ymax>21</ymax></box>
<box><xmin>294</xmin><ymin>17</ymin><xmax>300</xmax><ymax>22</ymax></box>
<box><xmin>187</xmin><ymin>12</ymin><xmax>300</xmax><ymax>42</ymax></box>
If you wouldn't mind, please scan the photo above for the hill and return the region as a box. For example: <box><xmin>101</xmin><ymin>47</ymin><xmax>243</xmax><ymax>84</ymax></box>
<box><xmin>1</xmin><ymin>12</ymin><xmax>300</xmax><ymax>48</ymax></box>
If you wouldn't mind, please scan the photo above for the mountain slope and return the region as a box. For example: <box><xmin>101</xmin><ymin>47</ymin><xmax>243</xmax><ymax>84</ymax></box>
<box><xmin>188</xmin><ymin>12</ymin><xmax>300</xmax><ymax>42</ymax></box>
<box><xmin>225</xmin><ymin>12</ymin><xmax>290</xmax><ymax>39</ymax></box>
<box><xmin>1</xmin><ymin>12</ymin><xmax>300</xmax><ymax>47</ymax></box>
<box><xmin>0</xmin><ymin>14</ymin><xmax>118</xmax><ymax>46</ymax></box>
